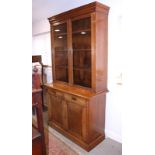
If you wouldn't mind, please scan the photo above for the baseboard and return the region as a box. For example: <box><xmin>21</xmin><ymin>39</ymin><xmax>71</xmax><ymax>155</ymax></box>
<box><xmin>105</xmin><ymin>129</ymin><xmax>122</xmax><ymax>143</ymax></box>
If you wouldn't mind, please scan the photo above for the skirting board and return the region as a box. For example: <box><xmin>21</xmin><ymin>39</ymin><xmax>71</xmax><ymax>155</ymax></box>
<box><xmin>105</xmin><ymin>129</ymin><xmax>122</xmax><ymax>143</ymax></box>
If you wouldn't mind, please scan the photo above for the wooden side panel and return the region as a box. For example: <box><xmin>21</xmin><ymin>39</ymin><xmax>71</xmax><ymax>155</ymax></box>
<box><xmin>88</xmin><ymin>92</ymin><xmax>106</xmax><ymax>141</ymax></box>
<box><xmin>95</xmin><ymin>12</ymin><xmax>108</xmax><ymax>92</ymax></box>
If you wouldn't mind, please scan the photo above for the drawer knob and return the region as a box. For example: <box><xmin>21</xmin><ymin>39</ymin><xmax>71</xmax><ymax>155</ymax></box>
<box><xmin>72</xmin><ymin>97</ymin><xmax>77</xmax><ymax>101</ymax></box>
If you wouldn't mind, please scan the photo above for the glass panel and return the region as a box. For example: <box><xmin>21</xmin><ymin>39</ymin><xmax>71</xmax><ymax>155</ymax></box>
<box><xmin>53</xmin><ymin>23</ymin><xmax>68</xmax><ymax>82</ymax></box>
<box><xmin>73</xmin><ymin>69</ymin><xmax>91</xmax><ymax>88</ymax></box>
<box><xmin>72</xmin><ymin>17</ymin><xmax>91</xmax><ymax>87</ymax></box>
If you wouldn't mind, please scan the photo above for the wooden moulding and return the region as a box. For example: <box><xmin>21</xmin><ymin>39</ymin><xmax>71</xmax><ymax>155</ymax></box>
<box><xmin>48</xmin><ymin>1</ymin><xmax>109</xmax><ymax>23</ymax></box>
<box><xmin>44</xmin><ymin>83</ymin><xmax>108</xmax><ymax>99</ymax></box>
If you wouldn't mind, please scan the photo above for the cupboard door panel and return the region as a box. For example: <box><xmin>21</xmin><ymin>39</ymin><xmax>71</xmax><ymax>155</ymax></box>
<box><xmin>50</xmin><ymin>94</ymin><xmax>63</xmax><ymax>127</ymax></box>
<box><xmin>67</xmin><ymin>99</ymin><xmax>87</xmax><ymax>141</ymax></box>
<box><xmin>67</xmin><ymin>102</ymin><xmax>83</xmax><ymax>137</ymax></box>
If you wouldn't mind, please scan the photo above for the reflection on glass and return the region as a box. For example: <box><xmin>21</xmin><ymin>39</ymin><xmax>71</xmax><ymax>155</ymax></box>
<box><xmin>72</xmin><ymin>17</ymin><xmax>91</xmax><ymax>87</ymax></box>
<box><xmin>53</xmin><ymin>22</ymin><xmax>68</xmax><ymax>82</ymax></box>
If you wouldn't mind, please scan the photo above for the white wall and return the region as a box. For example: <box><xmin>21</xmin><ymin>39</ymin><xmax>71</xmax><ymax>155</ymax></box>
<box><xmin>32</xmin><ymin>19</ymin><xmax>50</xmax><ymax>36</ymax></box>
<box><xmin>105</xmin><ymin>0</ymin><xmax>122</xmax><ymax>143</ymax></box>
<box><xmin>32</xmin><ymin>31</ymin><xmax>52</xmax><ymax>83</ymax></box>
<box><xmin>32</xmin><ymin>32</ymin><xmax>51</xmax><ymax>64</ymax></box>
<box><xmin>32</xmin><ymin>0</ymin><xmax>122</xmax><ymax>143</ymax></box>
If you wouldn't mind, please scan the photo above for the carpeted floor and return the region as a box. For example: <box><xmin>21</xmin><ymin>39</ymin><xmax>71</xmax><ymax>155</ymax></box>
<box><xmin>44</xmin><ymin>126</ymin><xmax>79</xmax><ymax>155</ymax></box>
<box><xmin>32</xmin><ymin>113</ymin><xmax>79</xmax><ymax>155</ymax></box>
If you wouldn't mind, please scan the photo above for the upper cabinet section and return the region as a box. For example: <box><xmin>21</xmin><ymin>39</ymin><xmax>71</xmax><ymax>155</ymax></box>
<box><xmin>49</xmin><ymin>2</ymin><xmax>109</xmax><ymax>93</ymax></box>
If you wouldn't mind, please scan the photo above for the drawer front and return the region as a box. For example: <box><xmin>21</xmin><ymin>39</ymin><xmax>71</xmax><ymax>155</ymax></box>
<box><xmin>64</xmin><ymin>93</ymin><xmax>86</xmax><ymax>106</ymax></box>
<box><xmin>48</xmin><ymin>89</ymin><xmax>63</xmax><ymax>97</ymax></box>
<box><xmin>47</xmin><ymin>89</ymin><xmax>87</xmax><ymax>106</ymax></box>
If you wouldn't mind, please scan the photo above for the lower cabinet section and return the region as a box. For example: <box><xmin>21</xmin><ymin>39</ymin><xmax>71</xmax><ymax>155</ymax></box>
<box><xmin>45</xmin><ymin>84</ymin><xmax>106</xmax><ymax>151</ymax></box>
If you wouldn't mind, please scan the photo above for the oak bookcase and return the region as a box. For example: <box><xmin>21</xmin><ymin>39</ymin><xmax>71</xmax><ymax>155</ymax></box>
<box><xmin>45</xmin><ymin>2</ymin><xmax>109</xmax><ymax>151</ymax></box>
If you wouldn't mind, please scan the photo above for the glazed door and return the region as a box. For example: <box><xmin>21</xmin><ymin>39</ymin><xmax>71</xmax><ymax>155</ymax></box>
<box><xmin>71</xmin><ymin>17</ymin><xmax>92</xmax><ymax>88</ymax></box>
<box><xmin>52</xmin><ymin>22</ymin><xmax>69</xmax><ymax>82</ymax></box>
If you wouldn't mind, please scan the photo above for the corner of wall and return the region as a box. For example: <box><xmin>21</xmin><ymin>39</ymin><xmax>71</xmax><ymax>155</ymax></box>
<box><xmin>105</xmin><ymin>129</ymin><xmax>122</xmax><ymax>143</ymax></box>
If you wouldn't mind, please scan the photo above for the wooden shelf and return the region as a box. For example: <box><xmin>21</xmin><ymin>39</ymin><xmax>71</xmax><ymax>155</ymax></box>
<box><xmin>72</xmin><ymin>29</ymin><xmax>91</xmax><ymax>34</ymax></box>
<box><xmin>55</xmin><ymin>46</ymin><xmax>67</xmax><ymax>50</ymax></box>
<box><xmin>55</xmin><ymin>49</ymin><xmax>91</xmax><ymax>52</ymax></box>
<box><xmin>55</xmin><ymin>65</ymin><xmax>68</xmax><ymax>69</ymax></box>
<box><xmin>73</xmin><ymin>49</ymin><xmax>91</xmax><ymax>51</ymax></box>
<box><xmin>55</xmin><ymin>50</ymin><xmax>68</xmax><ymax>52</ymax></box>
<box><xmin>73</xmin><ymin>66</ymin><xmax>91</xmax><ymax>71</ymax></box>
<box><xmin>54</xmin><ymin>32</ymin><xmax>67</xmax><ymax>36</ymax></box>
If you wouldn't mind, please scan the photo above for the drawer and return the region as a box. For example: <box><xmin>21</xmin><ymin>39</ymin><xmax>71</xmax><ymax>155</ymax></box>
<box><xmin>49</xmin><ymin>89</ymin><xmax>63</xmax><ymax>97</ymax></box>
<box><xmin>64</xmin><ymin>93</ymin><xmax>86</xmax><ymax>106</ymax></box>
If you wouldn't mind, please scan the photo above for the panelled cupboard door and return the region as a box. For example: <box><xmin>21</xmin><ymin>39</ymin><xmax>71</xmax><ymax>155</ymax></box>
<box><xmin>67</xmin><ymin>102</ymin><xmax>88</xmax><ymax>141</ymax></box>
<box><xmin>48</xmin><ymin>91</ymin><xmax>64</xmax><ymax>127</ymax></box>
<box><xmin>67</xmin><ymin>102</ymin><xmax>83</xmax><ymax>137</ymax></box>
<box><xmin>64</xmin><ymin>94</ymin><xmax>88</xmax><ymax>141</ymax></box>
